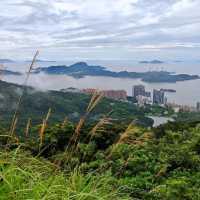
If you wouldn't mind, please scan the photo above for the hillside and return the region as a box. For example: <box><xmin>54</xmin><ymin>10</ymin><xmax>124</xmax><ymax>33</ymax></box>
<box><xmin>0</xmin><ymin>80</ymin><xmax>154</xmax><ymax>129</ymax></box>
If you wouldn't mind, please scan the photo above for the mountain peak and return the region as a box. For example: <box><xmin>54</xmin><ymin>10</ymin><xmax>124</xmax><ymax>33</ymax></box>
<box><xmin>70</xmin><ymin>62</ymin><xmax>88</xmax><ymax>68</ymax></box>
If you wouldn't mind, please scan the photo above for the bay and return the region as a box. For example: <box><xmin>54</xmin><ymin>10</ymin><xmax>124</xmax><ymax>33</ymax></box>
<box><xmin>1</xmin><ymin>60</ymin><xmax>200</xmax><ymax>106</ymax></box>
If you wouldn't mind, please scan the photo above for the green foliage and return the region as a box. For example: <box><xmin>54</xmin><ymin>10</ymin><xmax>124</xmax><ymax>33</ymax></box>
<box><xmin>176</xmin><ymin>111</ymin><xmax>200</xmax><ymax>123</ymax></box>
<box><xmin>0</xmin><ymin>81</ymin><xmax>200</xmax><ymax>200</ymax></box>
<box><xmin>0</xmin><ymin>149</ymin><xmax>130</xmax><ymax>200</ymax></box>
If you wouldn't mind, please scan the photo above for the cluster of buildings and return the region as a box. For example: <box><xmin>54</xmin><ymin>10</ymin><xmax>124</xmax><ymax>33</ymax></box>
<box><xmin>61</xmin><ymin>86</ymin><xmax>200</xmax><ymax>113</ymax></box>
<box><xmin>62</xmin><ymin>86</ymin><xmax>167</xmax><ymax>105</ymax></box>
<box><xmin>133</xmin><ymin>85</ymin><xmax>167</xmax><ymax>106</ymax></box>
<box><xmin>82</xmin><ymin>88</ymin><xmax>127</xmax><ymax>101</ymax></box>
<box><xmin>61</xmin><ymin>87</ymin><xmax>127</xmax><ymax>101</ymax></box>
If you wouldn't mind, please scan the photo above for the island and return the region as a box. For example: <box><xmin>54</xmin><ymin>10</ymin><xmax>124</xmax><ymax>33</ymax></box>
<box><xmin>0</xmin><ymin>59</ymin><xmax>15</xmax><ymax>63</ymax></box>
<box><xmin>139</xmin><ymin>60</ymin><xmax>164</xmax><ymax>64</ymax></box>
<box><xmin>26</xmin><ymin>59</ymin><xmax>56</xmax><ymax>63</ymax></box>
<box><xmin>33</xmin><ymin>62</ymin><xmax>200</xmax><ymax>83</ymax></box>
<box><xmin>0</xmin><ymin>69</ymin><xmax>22</xmax><ymax>75</ymax></box>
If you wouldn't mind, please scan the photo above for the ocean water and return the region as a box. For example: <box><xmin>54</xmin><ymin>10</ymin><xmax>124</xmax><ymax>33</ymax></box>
<box><xmin>2</xmin><ymin>60</ymin><xmax>200</xmax><ymax>106</ymax></box>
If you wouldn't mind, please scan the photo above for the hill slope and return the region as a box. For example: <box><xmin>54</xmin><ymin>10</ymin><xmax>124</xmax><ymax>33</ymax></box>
<box><xmin>0</xmin><ymin>80</ymin><xmax>153</xmax><ymax>129</ymax></box>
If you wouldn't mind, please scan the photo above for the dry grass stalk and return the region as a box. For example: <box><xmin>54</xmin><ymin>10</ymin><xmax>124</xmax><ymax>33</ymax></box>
<box><xmin>74</xmin><ymin>91</ymin><xmax>102</xmax><ymax>142</ymax></box>
<box><xmin>68</xmin><ymin>116</ymin><xmax>86</xmax><ymax>153</ymax></box>
<box><xmin>39</xmin><ymin>108</ymin><xmax>51</xmax><ymax>147</ymax></box>
<box><xmin>107</xmin><ymin>121</ymin><xmax>136</xmax><ymax>158</ymax></box>
<box><xmin>125</xmin><ymin>131</ymin><xmax>154</xmax><ymax>145</ymax></box>
<box><xmin>24</xmin><ymin>50</ymin><xmax>39</xmax><ymax>84</ymax></box>
<box><xmin>86</xmin><ymin>90</ymin><xmax>99</xmax><ymax>112</ymax></box>
<box><xmin>10</xmin><ymin>117</ymin><xmax>18</xmax><ymax>137</ymax></box>
<box><xmin>74</xmin><ymin>116</ymin><xmax>86</xmax><ymax>139</ymax></box>
<box><xmin>0</xmin><ymin>64</ymin><xmax>4</xmax><ymax>80</ymax></box>
<box><xmin>86</xmin><ymin>90</ymin><xmax>103</xmax><ymax>113</ymax></box>
<box><xmin>9</xmin><ymin>51</ymin><xmax>39</xmax><ymax>136</ymax></box>
<box><xmin>61</xmin><ymin>116</ymin><xmax>68</xmax><ymax>129</ymax></box>
<box><xmin>116</xmin><ymin>122</ymin><xmax>136</xmax><ymax>144</ymax></box>
<box><xmin>67</xmin><ymin>90</ymin><xmax>103</xmax><ymax>154</ymax></box>
<box><xmin>25</xmin><ymin>118</ymin><xmax>31</xmax><ymax>138</ymax></box>
<box><xmin>89</xmin><ymin>116</ymin><xmax>112</xmax><ymax>142</ymax></box>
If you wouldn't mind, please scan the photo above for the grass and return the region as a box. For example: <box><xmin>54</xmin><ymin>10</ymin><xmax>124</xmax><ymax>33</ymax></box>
<box><xmin>39</xmin><ymin>108</ymin><xmax>51</xmax><ymax>148</ymax></box>
<box><xmin>9</xmin><ymin>51</ymin><xmax>39</xmax><ymax>137</ymax></box>
<box><xmin>67</xmin><ymin>91</ymin><xmax>103</xmax><ymax>154</ymax></box>
<box><xmin>0</xmin><ymin>148</ymin><xmax>130</xmax><ymax>200</ymax></box>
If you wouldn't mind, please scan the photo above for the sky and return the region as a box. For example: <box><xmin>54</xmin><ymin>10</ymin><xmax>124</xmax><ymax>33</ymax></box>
<box><xmin>0</xmin><ymin>0</ymin><xmax>200</xmax><ymax>60</ymax></box>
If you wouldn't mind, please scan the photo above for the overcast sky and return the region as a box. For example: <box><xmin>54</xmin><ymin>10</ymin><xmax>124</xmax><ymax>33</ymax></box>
<box><xmin>0</xmin><ymin>0</ymin><xmax>199</xmax><ymax>60</ymax></box>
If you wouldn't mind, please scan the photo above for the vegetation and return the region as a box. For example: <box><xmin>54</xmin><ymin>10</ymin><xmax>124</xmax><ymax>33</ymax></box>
<box><xmin>1</xmin><ymin>114</ymin><xmax>200</xmax><ymax>199</ymax></box>
<box><xmin>175</xmin><ymin>111</ymin><xmax>200</xmax><ymax>123</ymax></box>
<box><xmin>0</xmin><ymin>87</ymin><xmax>200</xmax><ymax>199</ymax></box>
<box><xmin>0</xmin><ymin>149</ymin><xmax>128</xmax><ymax>200</ymax></box>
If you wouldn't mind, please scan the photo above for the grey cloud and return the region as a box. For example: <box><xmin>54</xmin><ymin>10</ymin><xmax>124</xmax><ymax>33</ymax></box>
<box><xmin>0</xmin><ymin>0</ymin><xmax>199</xmax><ymax>60</ymax></box>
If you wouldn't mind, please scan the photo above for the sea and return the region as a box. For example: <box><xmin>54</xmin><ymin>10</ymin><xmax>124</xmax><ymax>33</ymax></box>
<box><xmin>2</xmin><ymin>60</ymin><xmax>200</xmax><ymax>107</ymax></box>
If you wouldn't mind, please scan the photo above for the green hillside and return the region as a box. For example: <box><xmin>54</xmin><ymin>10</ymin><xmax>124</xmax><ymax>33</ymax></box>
<box><xmin>0</xmin><ymin>80</ymin><xmax>154</xmax><ymax>129</ymax></box>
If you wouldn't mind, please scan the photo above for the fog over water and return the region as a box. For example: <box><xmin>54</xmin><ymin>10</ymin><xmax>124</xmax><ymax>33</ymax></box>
<box><xmin>2</xmin><ymin>60</ymin><xmax>200</xmax><ymax>106</ymax></box>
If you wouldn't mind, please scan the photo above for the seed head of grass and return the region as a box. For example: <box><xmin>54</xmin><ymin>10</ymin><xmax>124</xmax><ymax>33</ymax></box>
<box><xmin>9</xmin><ymin>51</ymin><xmax>39</xmax><ymax>138</ymax></box>
<box><xmin>39</xmin><ymin>108</ymin><xmax>51</xmax><ymax>148</ymax></box>
<box><xmin>89</xmin><ymin>116</ymin><xmax>112</xmax><ymax>142</ymax></box>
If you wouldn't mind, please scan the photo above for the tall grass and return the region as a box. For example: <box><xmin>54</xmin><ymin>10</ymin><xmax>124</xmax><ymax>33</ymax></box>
<box><xmin>88</xmin><ymin>114</ymin><xmax>112</xmax><ymax>143</ymax></box>
<box><xmin>39</xmin><ymin>108</ymin><xmax>51</xmax><ymax>148</ymax></box>
<box><xmin>0</xmin><ymin>148</ymin><xmax>130</xmax><ymax>200</ymax></box>
<box><xmin>107</xmin><ymin>121</ymin><xmax>137</xmax><ymax>158</ymax></box>
<box><xmin>68</xmin><ymin>90</ymin><xmax>103</xmax><ymax>153</ymax></box>
<box><xmin>0</xmin><ymin>64</ymin><xmax>4</xmax><ymax>80</ymax></box>
<box><xmin>9</xmin><ymin>51</ymin><xmax>39</xmax><ymax>138</ymax></box>
<box><xmin>24</xmin><ymin>118</ymin><xmax>31</xmax><ymax>138</ymax></box>
<box><xmin>62</xmin><ymin>116</ymin><xmax>68</xmax><ymax>129</ymax></box>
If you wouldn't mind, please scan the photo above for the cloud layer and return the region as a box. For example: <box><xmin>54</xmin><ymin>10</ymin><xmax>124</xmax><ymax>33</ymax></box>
<box><xmin>0</xmin><ymin>0</ymin><xmax>199</xmax><ymax>60</ymax></box>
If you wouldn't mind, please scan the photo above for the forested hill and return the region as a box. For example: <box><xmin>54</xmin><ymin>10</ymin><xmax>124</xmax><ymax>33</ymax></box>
<box><xmin>0</xmin><ymin>80</ymin><xmax>153</xmax><ymax>129</ymax></box>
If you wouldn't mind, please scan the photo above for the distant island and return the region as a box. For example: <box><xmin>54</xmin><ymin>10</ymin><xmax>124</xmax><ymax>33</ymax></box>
<box><xmin>26</xmin><ymin>59</ymin><xmax>56</xmax><ymax>63</ymax></box>
<box><xmin>0</xmin><ymin>69</ymin><xmax>22</xmax><ymax>75</ymax></box>
<box><xmin>33</xmin><ymin>62</ymin><xmax>200</xmax><ymax>83</ymax></box>
<box><xmin>139</xmin><ymin>60</ymin><xmax>164</xmax><ymax>64</ymax></box>
<box><xmin>0</xmin><ymin>59</ymin><xmax>15</xmax><ymax>63</ymax></box>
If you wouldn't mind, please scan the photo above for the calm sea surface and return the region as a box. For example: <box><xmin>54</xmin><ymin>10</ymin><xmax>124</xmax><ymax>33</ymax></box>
<box><xmin>2</xmin><ymin>60</ymin><xmax>200</xmax><ymax>106</ymax></box>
